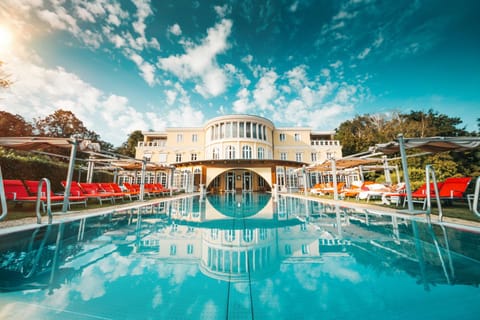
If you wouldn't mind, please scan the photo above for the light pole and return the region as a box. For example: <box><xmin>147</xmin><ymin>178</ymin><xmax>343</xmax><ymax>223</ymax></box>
<box><xmin>140</xmin><ymin>152</ymin><xmax>152</xmax><ymax>201</ymax></box>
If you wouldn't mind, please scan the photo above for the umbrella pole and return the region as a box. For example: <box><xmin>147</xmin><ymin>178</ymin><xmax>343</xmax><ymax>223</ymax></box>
<box><xmin>62</xmin><ymin>138</ymin><xmax>78</xmax><ymax>213</ymax></box>
<box><xmin>398</xmin><ymin>134</ymin><xmax>414</xmax><ymax>212</ymax></box>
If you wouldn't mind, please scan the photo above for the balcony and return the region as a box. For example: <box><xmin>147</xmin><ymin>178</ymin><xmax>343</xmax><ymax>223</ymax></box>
<box><xmin>138</xmin><ymin>141</ymin><xmax>167</xmax><ymax>147</ymax></box>
<box><xmin>310</xmin><ymin>140</ymin><xmax>340</xmax><ymax>147</ymax></box>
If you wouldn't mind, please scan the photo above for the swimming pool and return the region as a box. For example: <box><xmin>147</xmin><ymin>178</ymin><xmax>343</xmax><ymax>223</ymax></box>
<box><xmin>1</xmin><ymin>193</ymin><xmax>479</xmax><ymax>319</ymax></box>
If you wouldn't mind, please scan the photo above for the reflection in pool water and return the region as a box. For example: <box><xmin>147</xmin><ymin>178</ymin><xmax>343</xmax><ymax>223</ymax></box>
<box><xmin>0</xmin><ymin>193</ymin><xmax>480</xmax><ymax>319</ymax></box>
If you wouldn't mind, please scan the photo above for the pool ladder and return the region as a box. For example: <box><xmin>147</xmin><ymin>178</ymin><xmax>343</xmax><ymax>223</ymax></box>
<box><xmin>471</xmin><ymin>176</ymin><xmax>480</xmax><ymax>218</ymax></box>
<box><xmin>0</xmin><ymin>167</ymin><xmax>7</xmax><ymax>221</ymax></box>
<box><xmin>424</xmin><ymin>165</ymin><xmax>444</xmax><ymax>222</ymax></box>
<box><xmin>35</xmin><ymin>178</ymin><xmax>54</xmax><ymax>224</ymax></box>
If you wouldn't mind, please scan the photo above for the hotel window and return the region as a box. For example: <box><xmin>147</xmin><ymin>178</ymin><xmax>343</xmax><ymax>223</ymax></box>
<box><xmin>232</xmin><ymin>121</ymin><xmax>238</xmax><ymax>137</ymax></box>
<box><xmin>239</xmin><ymin>122</ymin><xmax>244</xmax><ymax>138</ymax></box>
<box><xmin>285</xmin><ymin>244</ymin><xmax>292</xmax><ymax>255</ymax></box>
<box><xmin>263</xmin><ymin>126</ymin><xmax>267</xmax><ymax>141</ymax></box>
<box><xmin>211</xmin><ymin>228</ymin><xmax>218</xmax><ymax>240</ymax></box>
<box><xmin>175</xmin><ymin>153</ymin><xmax>182</xmax><ymax>162</ymax></box>
<box><xmin>296</xmin><ymin>153</ymin><xmax>303</xmax><ymax>162</ymax></box>
<box><xmin>311</xmin><ymin>152</ymin><xmax>317</xmax><ymax>162</ymax></box>
<box><xmin>301</xmin><ymin>244</ymin><xmax>309</xmax><ymax>255</ymax></box>
<box><xmin>212</xmin><ymin>147</ymin><xmax>220</xmax><ymax>160</ymax></box>
<box><xmin>191</xmin><ymin>153</ymin><xmax>197</xmax><ymax>161</ymax></box>
<box><xmin>280</xmin><ymin>152</ymin><xmax>287</xmax><ymax>161</ymax></box>
<box><xmin>225</xmin><ymin>230</ymin><xmax>235</xmax><ymax>242</ymax></box>
<box><xmin>242</xmin><ymin>145</ymin><xmax>252</xmax><ymax>159</ymax></box>
<box><xmin>259</xmin><ymin>228</ymin><xmax>267</xmax><ymax>240</ymax></box>
<box><xmin>187</xmin><ymin>244</ymin><xmax>194</xmax><ymax>255</ymax></box>
<box><xmin>257</xmin><ymin>147</ymin><xmax>264</xmax><ymax>159</ymax></box>
<box><xmin>279</xmin><ymin>133</ymin><xmax>286</xmax><ymax>141</ymax></box>
<box><xmin>159</xmin><ymin>153</ymin><xmax>167</xmax><ymax>163</ymax></box>
<box><xmin>176</xmin><ymin>134</ymin><xmax>183</xmax><ymax>142</ymax></box>
<box><xmin>192</xmin><ymin>134</ymin><xmax>198</xmax><ymax>142</ymax></box>
<box><xmin>225</xmin><ymin>122</ymin><xmax>231</xmax><ymax>138</ymax></box>
<box><xmin>258</xmin><ymin>125</ymin><xmax>263</xmax><ymax>140</ymax></box>
<box><xmin>294</xmin><ymin>133</ymin><xmax>300</xmax><ymax>141</ymax></box>
<box><xmin>246</xmin><ymin>122</ymin><xmax>251</xmax><ymax>138</ymax></box>
<box><xmin>252</xmin><ymin>123</ymin><xmax>257</xmax><ymax>139</ymax></box>
<box><xmin>170</xmin><ymin>244</ymin><xmax>177</xmax><ymax>256</ymax></box>
<box><xmin>226</xmin><ymin>145</ymin><xmax>236</xmax><ymax>159</ymax></box>
<box><xmin>243</xmin><ymin>229</ymin><xmax>253</xmax><ymax>242</ymax></box>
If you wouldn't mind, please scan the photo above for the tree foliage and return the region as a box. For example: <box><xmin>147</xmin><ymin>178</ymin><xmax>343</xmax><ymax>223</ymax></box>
<box><xmin>335</xmin><ymin>109</ymin><xmax>479</xmax><ymax>185</ymax></box>
<box><xmin>115</xmin><ymin>130</ymin><xmax>144</xmax><ymax>157</ymax></box>
<box><xmin>0</xmin><ymin>111</ymin><xmax>33</xmax><ymax>136</ymax></box>
<box><xmin>34</xmin><ymin>109</ymin><xmax>88</xmax><ymax>138</ymax></box>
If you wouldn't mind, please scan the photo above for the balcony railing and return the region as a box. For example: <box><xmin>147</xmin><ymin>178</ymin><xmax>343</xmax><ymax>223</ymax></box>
<box><xmin>138</xmin><ymin>141</ymin><xmax>167</xmax><ymax>147</ymax></box>
<box><xmin>310</xmin><ymin>140</ymin><xmax>340</xmax><ymax>146</ymax></box>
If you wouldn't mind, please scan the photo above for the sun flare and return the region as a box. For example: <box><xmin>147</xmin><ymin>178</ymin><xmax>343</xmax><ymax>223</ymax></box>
<box><xmin>0</xmin><ymin>26</ymin><xmax>13</xmax><ymax>51</ymax></box>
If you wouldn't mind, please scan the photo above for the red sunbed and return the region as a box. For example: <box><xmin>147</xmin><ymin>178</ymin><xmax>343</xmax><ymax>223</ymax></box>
<box><xmin>24</xmin><ymin>180</ymin><xmax>87</xmax><ymax>209</ymax></box>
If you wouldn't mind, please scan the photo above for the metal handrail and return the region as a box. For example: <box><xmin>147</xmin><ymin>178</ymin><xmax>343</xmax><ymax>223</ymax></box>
<box><xmin>425</xmin><ymin>165</ymin><xmax>443</xmax><ymax>222</ymax></box>
<box><xmin>36</xmin><ymin>178</ymin><xmax>53</xmax><ymax>224</ymax></box>
<box><xmin>472</xmin><ymin>176</ymin><xmax>480</xmax><ymax>218</ymax></box>
<box><xmin>0</xmin><ymin>167</ymin><xmax>8</xmax><ymax>221</ymax></box>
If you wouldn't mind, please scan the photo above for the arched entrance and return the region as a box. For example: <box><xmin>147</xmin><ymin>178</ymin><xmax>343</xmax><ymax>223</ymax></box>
<box><xmin>208</xmin><ymin>169</ymin><xmax>270</xmax><ymax>193</ymax></box>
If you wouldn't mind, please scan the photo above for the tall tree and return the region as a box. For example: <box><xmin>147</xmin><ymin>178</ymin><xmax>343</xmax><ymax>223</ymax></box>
<box><xmin>0</xmin><ymin>111</ymin><xmax>34</xmax><ymax>136</ymax></box>
<box><xmin>335</xmin><ymin>109</ymin><xmax>477</xmax><ymax>185</ymax></box>
<box><xmin>35</xmin><ymin>109</ymin><xmax>88</xmax><ymax>138</ymax></box>
<box><xmin>115</xmin><ymin>130</ymin><xmax>144</xmax><ymax>157</ymax></box>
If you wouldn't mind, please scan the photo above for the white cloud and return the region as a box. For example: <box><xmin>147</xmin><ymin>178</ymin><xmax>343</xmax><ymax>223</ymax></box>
<box><xmin>165</xmin><ymin>90</ymin><xmax>178</xmax><ymax>105</ymax></box>
<box><xmin>289</xmin><ymin>1</ymin><xmax>299</xmax><ymax>12</ymax></box>
<box><xmin>169</xmin><ymin>23</ymin><xmax>182</xmax><ymax>36</ymax></box>
<box><xmin>357</xmin><ymin>47</ymin><xmax>371</xmax><ymax>60</ymax></box>
<box><xmin>166</xmin><ymin>105</ymin><xmax>204</xmax><ymax>127</ymax></box>
<box><xmin>253</xmin><ymin>70</ymin><xmax>278</xmax><ymax>110</ymax></box>
<box><xmin>214</xmin><ymin>4</ymin><xmax>230</xmax><ymax>18</ymax></box>
<box><xmin>232</xmin><ymin>88</ymin><xmax>253</xmax><ymax>113</ymax></box>
<box><xmin>330</xmin><ymin>60</ymin><xmax>343</xmax><ymax>69</ymax></box>
<box><xmin>132</xmin><ymin>0</ymin><xmax>153</xmax><ymax>38</ymax></box>
<box><xmin>0</xmin><ymin>53</ymin><xmax>156</xmax><ymax>146</ymax></box>
<box><xmin>158</xmin><ymin>19</ymin><xmax>232</xmax><ymax>98</ymax></box>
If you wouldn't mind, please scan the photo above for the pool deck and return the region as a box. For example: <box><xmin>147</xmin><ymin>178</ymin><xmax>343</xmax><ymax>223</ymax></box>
<box><xmin>1</xmin><ymin>192</ymin><xmax>480</xmax><ymax>235</ymax></box>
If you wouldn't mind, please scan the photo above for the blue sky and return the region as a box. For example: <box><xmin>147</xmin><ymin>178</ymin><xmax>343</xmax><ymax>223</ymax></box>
<box><xmin>0</xmin><ymin>0</ymin><xmax>479</xmax><ymax>146</ymax></box>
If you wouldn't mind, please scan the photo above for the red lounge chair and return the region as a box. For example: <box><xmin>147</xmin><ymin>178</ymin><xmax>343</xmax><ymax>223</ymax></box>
<box><xmin>61</xmin><ymin>181</ymin><xmax>114</xmax><ymax>205</ymax></box>
<box><xmin>438</xmin><ymin>177</ymin><xmax>472</xmax><ymax>199</ymax></box>
<box><xmin>409</xmin><ymin>182</ymin><xmax>445</xmax><ymax>208</ymax></box>
<box><xmin>24</xmin><ymin>180</ymin><xmax>87</xmax><ymax>209</ymax></box>
<box><xmin>96</xmin><ymin>182</ymin><xmax>129</xmax><ymax>202</ymax></box>
<box><xmin>123</xmin><ymin>182</ymin><xmax>143</xmax><ymax>197</ymax></box>
<box><xmin>3</xmin><ymin>179</ymin><xmax>63</xmax><ymax>211</ymax></box>
<box><xmin>78</xmin><ymin>183</ymin><xmax>116</xmax><ymax>204</ymax></box>
<box><xmin>99</xmin><ymin>182</ymin><xmax>138</xmax><ymax>201</ymax></box>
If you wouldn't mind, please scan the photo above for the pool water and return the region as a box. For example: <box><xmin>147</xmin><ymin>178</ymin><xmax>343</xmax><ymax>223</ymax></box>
<box><xmin>1</xmin><ymin>193</ymin><xmax>480</xmax><ymax>319</ymax></box>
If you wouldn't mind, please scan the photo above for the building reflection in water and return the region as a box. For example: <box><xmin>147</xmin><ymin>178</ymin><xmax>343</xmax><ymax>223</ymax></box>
<box><xmin>136</xmin><ymin>193</ymin><xmax>351</xmax><ymax>282</ymax></box>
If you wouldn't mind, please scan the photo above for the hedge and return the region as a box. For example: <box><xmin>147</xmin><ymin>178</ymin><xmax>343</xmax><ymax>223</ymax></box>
<box><xmin>0</xmin><ymin>148</ymin><xmax>113</xmax><ymax>193</ymax></box>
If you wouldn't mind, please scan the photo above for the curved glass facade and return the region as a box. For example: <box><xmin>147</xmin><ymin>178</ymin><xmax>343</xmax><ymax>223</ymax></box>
<box><xmin>205</xmin><ymin>115</ymin><xmax>274</xmax><ymax>160</ymax></box>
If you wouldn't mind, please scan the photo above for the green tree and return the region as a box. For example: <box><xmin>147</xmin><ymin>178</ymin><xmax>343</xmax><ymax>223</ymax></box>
<box><xmin>335</xmin><ymin>109</ymin><xmax>477</xmax><ymax>185</ymax></box>
<box><xmin>115</xmin><ymin>130</ymin><xmax>144</xmax><ymax>157</ymax></box>
<box><xmin>34</xmin><ymin>109</ymin><xmax>113</xmax><ymax>151</ymax></box>
<box><xmin>0</xmin><ymin>111</ymin><xmax>34</xmax><ymax>136</ymax></box>
<box><xmin>35</xmin><ymin>109</ymin><xmax>89</xmax><ymax>138</ymax></box>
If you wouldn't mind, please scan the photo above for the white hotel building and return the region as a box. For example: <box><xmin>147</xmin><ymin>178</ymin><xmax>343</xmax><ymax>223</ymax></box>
<box><xmin>135</xmin><ymin>114</ymin><xmax>342</xmax><ymax>192</ymax></box>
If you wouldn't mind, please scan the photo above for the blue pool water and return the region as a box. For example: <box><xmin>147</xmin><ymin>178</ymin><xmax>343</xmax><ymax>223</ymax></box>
<box><xmin>1</xmin><ymin>193</ymin><xmax>480</xmax><ymax>319</ymax></box>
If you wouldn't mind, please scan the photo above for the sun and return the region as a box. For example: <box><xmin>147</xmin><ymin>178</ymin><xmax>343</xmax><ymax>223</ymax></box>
<box><xmin>0</xmin><ymin>26</ymin><xmax>13</xmax><ymax>51</ymax></box>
